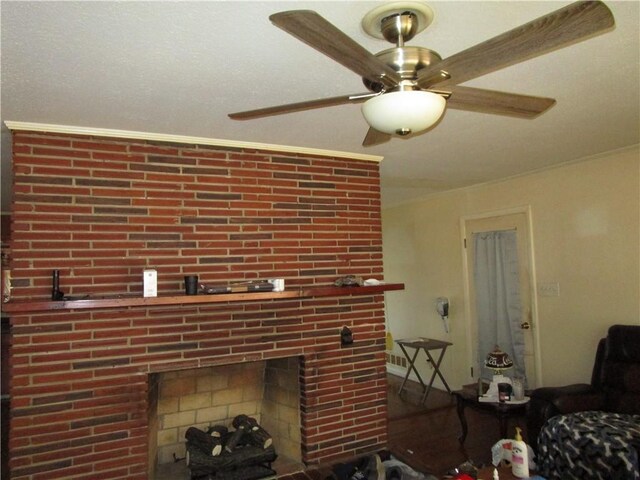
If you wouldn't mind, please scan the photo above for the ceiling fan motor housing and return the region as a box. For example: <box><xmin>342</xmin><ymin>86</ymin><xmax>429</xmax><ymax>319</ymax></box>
<box><xmin>362</xmin><ymin>46</ymin><xmax>443</xmax><ymax>93</ymax></box>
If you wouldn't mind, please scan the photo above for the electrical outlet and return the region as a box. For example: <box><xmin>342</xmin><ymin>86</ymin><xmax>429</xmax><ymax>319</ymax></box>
<box><xmin>538</xmin><ymin>282</ymin><xmax>560</xmax><ymax>297</ymax></box>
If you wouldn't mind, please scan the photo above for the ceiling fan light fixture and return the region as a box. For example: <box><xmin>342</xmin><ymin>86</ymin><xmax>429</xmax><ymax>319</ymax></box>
<box><xmin>361</xmin><ymin>90</ymin><xmax>445</xmax><ymax>136</ymax></box>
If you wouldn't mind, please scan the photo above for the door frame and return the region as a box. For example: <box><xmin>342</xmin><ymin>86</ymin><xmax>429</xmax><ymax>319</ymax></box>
<box><xmin>460</xmin><ymin>205</ymin><xmax>543</xmax><ymax>387</ymax></box>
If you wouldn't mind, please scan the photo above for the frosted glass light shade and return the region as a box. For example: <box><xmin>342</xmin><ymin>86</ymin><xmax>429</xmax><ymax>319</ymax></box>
<box><xmin>361</xmin><ymin>90</ymin><xmax>446</xmax><ymax>135</ymax></box>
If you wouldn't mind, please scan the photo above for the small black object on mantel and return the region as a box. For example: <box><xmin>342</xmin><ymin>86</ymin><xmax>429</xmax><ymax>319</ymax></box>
<box><xmin>199</xmin><ymin>281</ymin><xmax>274</xmax><ymax>295</ymax></box>
<box><xmin>184</xmin><ymin>275</ymin><xmax>199</xmax><ymax>295</ymax></box>
<box><xmin>51</xmin><ymin>269</ymin><xmax>64</xmax><ymax>301</ymax></box>
<box><xmin>50</xmin><ymin>269</ymin><xmax>90</xmax><ymax>302</ymax></box>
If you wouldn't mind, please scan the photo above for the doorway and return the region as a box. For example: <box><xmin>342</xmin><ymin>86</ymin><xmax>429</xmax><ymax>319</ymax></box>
<box><xmin>461</xmin><ymin>208</ymin><xmax>540</xmax><ymax>388</ymax></box>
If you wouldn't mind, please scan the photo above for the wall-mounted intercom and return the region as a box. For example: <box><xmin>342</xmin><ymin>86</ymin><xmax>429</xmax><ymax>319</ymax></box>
<box><xmin>436</xmin><ymin>297</ymin><xmax>450</xmax><ymax>333</ymax></box>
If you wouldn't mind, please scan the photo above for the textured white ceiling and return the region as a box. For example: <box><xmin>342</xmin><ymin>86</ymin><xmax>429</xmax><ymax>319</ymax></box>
<box><xmin>1</xmin><ymin>1</ymin><xmax>638</xmax><ymax>209</ymax></box>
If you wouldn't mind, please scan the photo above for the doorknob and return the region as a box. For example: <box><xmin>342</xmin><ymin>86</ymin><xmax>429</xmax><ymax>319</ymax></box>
<box><xmin>521</xmin><ymin>321</ymin><xmax>531</xmax><ymax>330</ymax></box>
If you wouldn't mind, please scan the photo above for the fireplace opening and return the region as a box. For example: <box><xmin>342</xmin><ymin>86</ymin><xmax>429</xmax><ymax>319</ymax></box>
<box><xmin>149</xmin><ymin>357</ymin><xmax>303</xmax><ymax>480</ymax></box>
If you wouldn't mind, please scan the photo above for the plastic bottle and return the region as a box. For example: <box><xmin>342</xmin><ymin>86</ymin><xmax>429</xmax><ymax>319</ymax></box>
<box><xmin>511</xmin><ymin>427</ymin><xmax>529</xmax><ymax>478</ymax></box>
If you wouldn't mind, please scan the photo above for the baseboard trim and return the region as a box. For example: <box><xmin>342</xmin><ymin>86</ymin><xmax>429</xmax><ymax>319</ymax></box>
<box><xmin>386</xmin><ymin>364</ymin><xmax>415</xmax><ymax>381</ymax></box>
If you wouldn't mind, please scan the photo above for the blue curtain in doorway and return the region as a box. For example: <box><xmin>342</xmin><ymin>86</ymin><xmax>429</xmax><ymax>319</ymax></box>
<box><xmin>474</xmin><ymin>230</ymin><xmax>526</xmax><ymax>381</ymax></box>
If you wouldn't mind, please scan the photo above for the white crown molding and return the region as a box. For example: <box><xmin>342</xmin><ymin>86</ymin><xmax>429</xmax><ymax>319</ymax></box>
<box><xmin>4</xmin><ymin>121</ymin><xmax>384</xmax><ymax>163</ymax></box>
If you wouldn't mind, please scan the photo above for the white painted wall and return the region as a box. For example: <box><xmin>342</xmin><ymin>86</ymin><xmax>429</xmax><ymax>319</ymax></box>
<box><xmin>382</xmin><ymin>145</ymin><xmax>640</xmax><ymax>390</ymax></box>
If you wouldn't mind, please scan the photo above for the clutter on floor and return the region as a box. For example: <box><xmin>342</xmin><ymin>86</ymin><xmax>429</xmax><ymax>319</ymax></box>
<box><xmin>330</xmin><ymin>452</ymin><xmax>437</xmax><ymax>480</ymax></box>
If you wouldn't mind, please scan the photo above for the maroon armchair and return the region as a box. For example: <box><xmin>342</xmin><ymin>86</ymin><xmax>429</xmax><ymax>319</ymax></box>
<box><xmin>527</xmin><ymin>324</ymin><xmax>640</xmax><ymax>448</ymax></box>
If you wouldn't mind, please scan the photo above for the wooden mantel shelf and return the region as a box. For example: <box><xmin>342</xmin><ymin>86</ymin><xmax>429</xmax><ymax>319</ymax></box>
<box><xmin>1</xmin><ymin>283</ymin><xmax>405</xmax><ymax>313</ymax></box>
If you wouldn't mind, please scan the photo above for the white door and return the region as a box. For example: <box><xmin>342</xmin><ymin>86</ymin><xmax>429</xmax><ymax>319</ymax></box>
<box><xmin>464</xmin><ymin>211</ymin><xmax>538</xmax><ymax>388</ymax></box>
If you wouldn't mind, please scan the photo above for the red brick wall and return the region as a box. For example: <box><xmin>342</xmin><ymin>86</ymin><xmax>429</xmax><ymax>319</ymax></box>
<box><xmin>7</xmin><ymin>131</ymin><xmax>388</xmax><ymax>479</ymax></box>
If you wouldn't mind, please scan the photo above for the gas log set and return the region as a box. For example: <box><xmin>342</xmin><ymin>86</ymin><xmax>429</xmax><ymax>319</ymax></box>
<box><xmin>185</xmin><ymin>414</ymin><xmax>277</xmax><ymax>480</ymax></box>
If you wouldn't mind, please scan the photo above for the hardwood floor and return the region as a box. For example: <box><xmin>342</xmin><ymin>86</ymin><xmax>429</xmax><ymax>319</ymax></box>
<box><xmin>386</xmin><ymin>374</ymin><xmax>527</xmax><ymax>477</ymax></box>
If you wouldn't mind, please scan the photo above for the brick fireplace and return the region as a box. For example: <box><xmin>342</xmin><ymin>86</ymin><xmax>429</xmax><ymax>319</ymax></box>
<box><xmin>3</xmin><ymin>125</ymin><xmax>400</xmax><ymax>480</ymax></box>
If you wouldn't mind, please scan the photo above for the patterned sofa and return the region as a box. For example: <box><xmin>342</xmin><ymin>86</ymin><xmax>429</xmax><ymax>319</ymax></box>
<box><xmin>537</xmin><ymin>410</ymin><xmax>640</xmax><ymax>479</ymax></box>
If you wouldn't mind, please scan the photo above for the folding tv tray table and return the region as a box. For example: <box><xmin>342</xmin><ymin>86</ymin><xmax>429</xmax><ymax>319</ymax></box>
<box><xmin>395</xmin><ymin>337</ymin><xmax>453</xmax><ymax>403</ymax></box>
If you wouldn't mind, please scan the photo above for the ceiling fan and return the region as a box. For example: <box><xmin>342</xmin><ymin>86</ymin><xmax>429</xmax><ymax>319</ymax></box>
<box><xmin>229</xmin><ymin>1</ymin><xmax>614</xmax><ymax>146</ymax></box>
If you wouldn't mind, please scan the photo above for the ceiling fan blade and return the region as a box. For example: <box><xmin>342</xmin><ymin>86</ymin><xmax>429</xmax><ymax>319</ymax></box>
<box><xmin>229</xmin><ymin>93</ymin><xmax>374</xmax><ymax>120</ymax></box>
<box><xmin>270</xmin><ymin>10</ymin><xmax>402</xmax><ymax>89</ymax></box>
<box><xmin>444</xmin><ymin>86</ymin><xmax>556</xmax><ymax>118</ymax></box>
<box><xmin>362</xmin><ymin>128</ymin><xmax>391</xmax><ymax>147</ymax></box>
<box><xmin>417</xmin><ymin>0</ymin><xmax>614</xmax><ymax>88</ymax></box>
